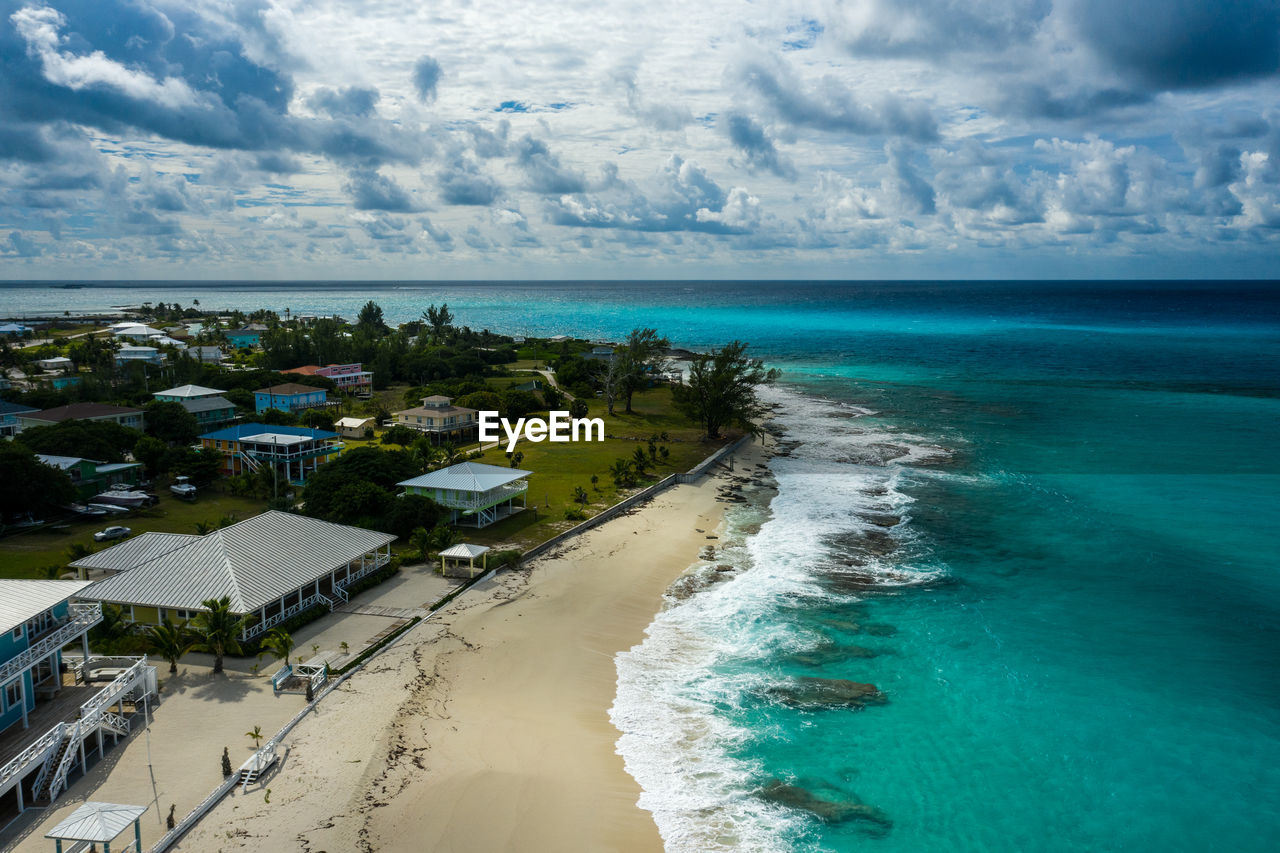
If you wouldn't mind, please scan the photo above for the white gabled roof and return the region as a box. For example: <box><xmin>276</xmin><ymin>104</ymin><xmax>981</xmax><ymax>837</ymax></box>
<box><xmin>335</xmin><ymin>416</ymin><xmax>374</xmax><ymax>428</ymax></box>
<box><xmin>439</xmin><ymin>543</ymin><xmax>490</xmax><ymax>559</ymax></box>
<box><xmin>69</xmin><ymin>532</ymin><xmax>201</xmax><ymax>573</ymax></box>
<box><xmin>111</xmin><ymin>323</ymin><xmax>165</xmax><ymax>337</ymax></box>
<box><xmin>46</xmin><ymin>801</ymin><xmax>146</xmax><ymax>842</ymax></box>
<box><xmin>155</xmin><ymin>384</ymin><xmax>225</xmax><ymax>399</ymax></box>
<box><xmin>398</xmin><ymin>461</ymin><xmax>531</xmax><ymax>493</ymax></box>
<box><xmin>79</xmin><ymin>511</ymin><xmax>395</xmax><ymax>614</ymax></box>
<box><xmin>0</xmin><ymin>579</ymin><xmax>95</xmax><ymax>635</ymax></box>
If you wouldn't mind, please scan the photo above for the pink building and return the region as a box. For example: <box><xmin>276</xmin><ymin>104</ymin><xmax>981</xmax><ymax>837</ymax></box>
<box><xmin>283</xmin><ymin>362</ymin><xmax>373</xmax><ymax>395</ymax></box>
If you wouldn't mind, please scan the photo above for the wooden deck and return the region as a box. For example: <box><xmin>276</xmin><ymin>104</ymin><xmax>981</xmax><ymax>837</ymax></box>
<box><xmin>0</xmin><ymin>684</ymin><xmax>98</xmax><ymax>771</ymax></box>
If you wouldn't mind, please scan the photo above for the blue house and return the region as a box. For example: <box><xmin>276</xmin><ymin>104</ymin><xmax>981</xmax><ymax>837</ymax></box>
<box><xmin>0</xmin><ymin>400</ymin><xmax>37</xmax><ymax>438</ymax></box>
<box><xmin>253</xmin><ymin>382</ymin><xmax>331</xmax><ymax>414</ymax></box>
<box><xmin>200</xmin><ymin>423</ymin><xmax>341</xmax><ymax>484</ymax></box>
<box><xmin>0</xmin><ymin>580</ymin><xmax>158</xmax><ymax>817</ymax></box>
<box><xmin>225</xmin><ymin>329</ymin><xmax>261</xmax><ymax>349</ymax></box>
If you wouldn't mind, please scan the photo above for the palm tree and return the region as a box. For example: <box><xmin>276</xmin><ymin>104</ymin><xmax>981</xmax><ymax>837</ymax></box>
<box><xmin>429</xmin><ymin>524</ymin><xmax>457</xmax><ymax>552</ymax></box>
<box><xmin>246</xmin><ymin>725</ymin><xmax>264</xmax><ymax>748</ymax></box>
<box><xmin>189</xmin><ymin>596</ymin><xmax>249</xmax><ymax>674</ymax></box>
<box><xmin>257</xmin><ymin>628</ymin><xmax>294</xmax><ymax>666</ymax></box>
<box><xmin>147</xmin><ymin>619</ymin><xmax>192</xmax><ymax>674</ymax></box>
<box><xmin>409</xmin><ymin>527</ymin><xmax>432</xmax><ymax>560</ymax></box>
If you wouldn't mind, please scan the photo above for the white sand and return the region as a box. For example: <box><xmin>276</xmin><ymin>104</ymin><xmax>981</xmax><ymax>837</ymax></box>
<box><xmin>174</xmin><ymin>442</ymin><xmax>762</xmax><ymax>852</ymax></box>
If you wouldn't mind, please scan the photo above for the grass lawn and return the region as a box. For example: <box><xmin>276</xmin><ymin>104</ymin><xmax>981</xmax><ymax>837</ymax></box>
<box><xmin>463</xmin><ymin>383</ymin><xmax>732</xmax><ymax>551</ymax></box>
<box><xmin>0</xmin><ymin>488</ymin><xmax>268</xmax><ymax>580</ymax></box>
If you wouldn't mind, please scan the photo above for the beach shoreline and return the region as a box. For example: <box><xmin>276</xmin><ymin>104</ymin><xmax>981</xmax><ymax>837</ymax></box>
<box><xmin>172</xmin><ymin>436</ymin><xmax>767</xmax><ymax>852</ymax></box>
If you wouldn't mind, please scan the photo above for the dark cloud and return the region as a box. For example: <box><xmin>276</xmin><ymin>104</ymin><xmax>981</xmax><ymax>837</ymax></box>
<box><xmin>0</xmin><ymin>2</ymin><xmax>429</xmax><ymax>168</ymax></box>
<box><xmin>884</xmin><ymin>145</ymin><xmax>936</xmax><ymax>215</ymax></box>
<box><xmin>412</xmin><ymin>55</ymin><xmax>442</xmax><ymax>103</ymax></box>
<box><xmin>468</xmin><ymin>120</ymin><xmax>510</xmax><ymax>158</ymax></box>
<box><xmin>436</xmin><ymin>156</ymin><xmax>502</xmax><ymax>205</ymax></box>
<box><xmin>514</xmin><ymin>135</ymin><xmax>588</xmax><ymax>194</ymax></box>
<box><xmin>344</xmin><ymin>169</ymin><xmax>420</xmax><ymax>211</ymax></box>
<box><xmin>724</xmin><ymin>112</ymin><xmax>796</xmax><ymax>179</ymax></box>
<box><xmin>1070</xmin><ymin>0</ymin><xmax>1280</xmax><ymax>90</ymax></box>
<box><xmin>996</xmin><ymin>83</ymin><xmax>1152</xmax><ymax>119</ymax></box>
<box><xmin>5</xmin><ymin>230</ymin><xmax>42</xmax><ymax>256</ymax></box>
<box><xmin>307</xmin><ymin>86</ymin><xmax>380</xmax><ymax>118</ymax></box>
<box><xmin>834</xmin><ymin>0</ymin><xmax>1049</xmax><ymax>58</ymax></box>
<box><xmin>736</xmin><ymin>58</ymin><xmax>939</xmax><ymax>142</ymax></box>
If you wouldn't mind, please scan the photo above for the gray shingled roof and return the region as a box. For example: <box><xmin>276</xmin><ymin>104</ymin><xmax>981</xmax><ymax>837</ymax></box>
<box><xmin>180</xmin><ymin>395</ymin><xmax>236</xmax><ymax>414</ymax></box>
<box><xmin>78</xmin><ymin>511</ymin><xmax>395</xmax><ymax>614</ymax></box>
<box><xmin>398</xmin><ymin>461</ymin><xmax>531</xmax><ymax>492</ymax></box>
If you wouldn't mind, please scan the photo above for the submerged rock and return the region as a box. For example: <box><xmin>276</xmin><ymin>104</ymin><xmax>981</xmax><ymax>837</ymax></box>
<box><xmin>860</xmin><ymin>512</ymin><xmax>902</xmax><ymax>528</ymax></box>
<box><xmin>787</xmin><ymin>644</ymin><xmax>881</xmax><ymax>667</ymax></box>
<box><xmin>757</xmin><ymin>780</ymin><xmax>893</xmax><ymax>829</ymax></box>
<box><xmin>766</xmin><ymin>677</ymin><xmax>887</xmax><ymax>709</ymax></box>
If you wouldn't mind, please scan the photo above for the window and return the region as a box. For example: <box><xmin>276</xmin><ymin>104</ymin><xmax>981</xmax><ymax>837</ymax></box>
<box><xmin>4</xmin><ymin>681</ymin><xmax>19</xmax><ymax>709</ymax></box>
<box><xmin>11</xmin><ymin>626</ymin><xmax>22</xmax><ymax>641</ymax></box>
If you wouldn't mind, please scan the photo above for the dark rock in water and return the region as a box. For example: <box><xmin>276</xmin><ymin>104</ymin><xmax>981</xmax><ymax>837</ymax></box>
<box><xmin>818</xmin><ymin>571</ymin><xmax>884</xmax><ymax>594</ymax></box>
<box><xmin>825</xmin><ymin>529</ymin><xmax>897</xmax><ymax>557</ymax></box>
<box><xmin>860</xmin><ymin>513</ymin><xmax>901</xmax><ymax>528</ymax></box>
<box><xmin>862</xmin><ymin>623</ymin><xmax>897</xmax><ymax>637</ymax></box>
<box><xmin>788</xmin><ymin>644</ymin><xmax>880</xmax><ymax>667</ymax></box>
<box><xmin>705</xmin><ymin>534</ymin><xmax>718</xmax><ymax>539</ymax></box>
<box><xmin>766</xmin><ymin>677</ymin><xmax>887</xmax><ymax>709</ymax></box>
<box><xmin>714</xmin><ymin>564</ymin><xmax>735</xmax><ymax>573</ymax></box>
<box><xmin>757</xmin><ymin>780</ymin><xmax>893</xmax><ymax>829</ymax></box>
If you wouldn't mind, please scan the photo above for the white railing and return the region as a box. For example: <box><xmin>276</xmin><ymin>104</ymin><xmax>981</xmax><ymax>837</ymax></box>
<box><xmin>439</xmin><ymin>482</ymin><xmax>527</xmax><ymax>510</ymax></box>
<box><xmin>42</xmin><ymin>721</ymin><xmax>81</xmax><ymax>799</ymax></box>
<box><xmin>236</xmin><ymin>450</ymin><xmax>261</xmax><ymax>472</ymax></box>
<box><xmin>0</xmin><ymin>722</ymin><xmax>64</xmax><ymax>794</ymax></box>
<box><xmin>0</xmin><ymin>602</ymin><xmax>102</xmax><ymax>685</ymax></box>
<box><xmin>79</xmin><ymin>657</ymin><xmax>149</xmax><ymax>722</ymax></box>
<box><xmin>270</xmin><ymin>663</ymin><xmax>292</xmax><ymax>692</ymax></box>
<box><xmin>244</xmin><ymin>593</ymin><xmax>326</xmax><ymax>640</ymax></box>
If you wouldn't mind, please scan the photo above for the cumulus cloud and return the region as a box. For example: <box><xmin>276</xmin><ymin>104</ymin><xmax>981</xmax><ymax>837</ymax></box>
<box><xmin>307</xmin><ymin>86</ymin><xmax>380</xmax><ymax>118</ymax></box>
<box><xmin>436</xmin><ymin>155</ymin><xmax>502</xmax><ymax>205</ymax></box>
<box><xmin>724</xmin><ymin>112</ymin><xmax>796</xmax><ymax>180</ymax></box>
<box><xmin>412</xmin><ymin>55</ymin><xmax>442</xmax><ymax>103</ymax></box>
<box><xmin>735</xmin><ymin>56</ymin><xmax>939</xmax><ymax>142</ymax></box>
<box><xmin>344</xmin><ymin>169</ymin><xmax>421</xmax><ymax>212</ymax></box>
<box><xmin>515</xmin><ymin>135</ymin><xmax>588</xmax><ymax>194</ymax></box>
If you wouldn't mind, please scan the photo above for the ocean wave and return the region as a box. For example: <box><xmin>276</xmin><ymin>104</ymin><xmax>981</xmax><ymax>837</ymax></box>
<box><xmin>611</xmin><ymin>381</ymin><xmax>950</xmax><ymax>851</ymax></box>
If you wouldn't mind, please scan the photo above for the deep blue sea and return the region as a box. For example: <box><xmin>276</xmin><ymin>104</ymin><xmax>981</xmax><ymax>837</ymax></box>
<box><xmin>4</xmin><ymin>280</ymin><xmax>1279</xmax><ymax>851</ymax></box>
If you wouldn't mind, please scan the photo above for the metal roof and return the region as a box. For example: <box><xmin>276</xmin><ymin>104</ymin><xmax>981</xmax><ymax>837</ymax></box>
<box><xmin>38</xmin><ymin>454</ymin><xmax>97</xmax><ymax>469</ymax></box>
<box><xmin>0</xmin><ymin>400</ymin><xmax>38</xmax><ymax>416</ymax></box>
<box><xmin>439</xmin><ymin>543</ymin><xmax>490</xmax><ymax>558</ymax></box>
<box><xmin>398</xmin><ymin>461</ymin><xmax>531</xmax><ymax>492</ymax></box>
<box><xmin>78</xmin><ymin>511</ymin><xmax>396</xmax><ymax>614</ymax></box>
<box><xmin>200</xmin><ymin>423</ymin><xmax>337</xmax><ymax>441</ymax></box>
<box><xmin>180</xmin><ymin>395</ymin><xmax>235</xmax><ymax>413</ymax></box>
<box><xmin>0</xmin><ymin>580</ymin><xmax>95</xmax><ymax>635</ymax></box>
<box><xmin>239</xmin><ymin>432</ymin><xmax>312</xmax><ymax>446</ymax></box>
<box><xmin>154</xmin><ymin>384</ymin><xmax>225</xmax><ymax>398</ymax></box>
<box><xmin>111</xmin><ymin>323</ymin><xmax>165</xmax><ymax>337</ymax></box>
<box><xmin>335</xmin><ymin>416</ymin><xmax>374</xmax><ymax>428</ymax></box>
<box><xmin>46</xmin><ymin>801</ymin><xmax>146</xmax><ymax>842</ymax></box>
<box><xmin>70</xmin><ymin>532</ymin><xmax>201</xmax><ymax>573</ymax></box>
<box><xmin>23</xmin><ymin>402</ymin><xmax>143</xmax><ymax>422</ymax></box>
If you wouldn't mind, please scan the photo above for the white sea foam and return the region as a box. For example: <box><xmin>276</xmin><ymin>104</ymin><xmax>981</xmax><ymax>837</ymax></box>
<box><xmin>611</xmin><ymin>383</ymin><xmax>949</xmax><ymax>851</ymax></box>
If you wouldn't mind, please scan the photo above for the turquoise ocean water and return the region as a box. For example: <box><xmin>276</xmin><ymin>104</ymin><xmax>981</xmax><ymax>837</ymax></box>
<box><xmin>4</xmin><ymin>280</ymin><xmax>1278</xmax><ymax>850</ymax></box>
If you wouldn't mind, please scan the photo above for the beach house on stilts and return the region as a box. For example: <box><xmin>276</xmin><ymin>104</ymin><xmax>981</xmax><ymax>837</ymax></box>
<box><xmin>0</xmin><ymin>581</ymin><xmax>157</xmax><ymax>827</ymax></box>
<box><xmin>397</xmin><ymin>461</ymin><xmax>531</xmax><ymax>528</ymax></box>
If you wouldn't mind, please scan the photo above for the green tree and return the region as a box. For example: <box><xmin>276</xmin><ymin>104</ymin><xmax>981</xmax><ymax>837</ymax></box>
<box><xmin>422</xmin><ymin>303</ymin><xmax>454</xmax><ymax>342</ymax></box>
<box><xmin>16</xmin><ymin>419</ymin><xmax>140</xmax><ymax>463</ymax></box>
<box><xmin>383</xmin><ymin>494</ymin><xmax>444</xmax><ymax>539</ymax></box>
<box><xmin>257</xmin><ymin>628</ymin><xmax>295</xmax><ymax>666</ymax></box>
<box><xmin>409</xmin><ymin>526</ymin><xmax>432</xmax><ymax>560</ymax></box>
<box><xmin>568</xmin><ymin>398</ymin><xmax>589</xmax><ymax>419</ymax></box>
<box><xmin>620</xmin><ymin>328</ymin><xmax>670</xmax><ymax>414</ymax></box>
<box><xmin>381</xmin><ymin>424</ymin><xmax>418</xmax><ymax>446</ymax></box>
<box><xmin>357</xmin><ymin>300</ymin><xmax>388</xmax><ymax>335</ymax></box>
<box><xmin>609</xmin><ymin>458</ymin><xmax>635</xmax><ymax>488</ymax></box>
<box><xmin>134</xmin><ymin>434</ymin><xmax>169</xmax><ymax>477</ymax></box>
<box><xmin>145</xmin><ymin>400</ymin><xmax>200</xmax><ymax>445</ymax></box>
<box><xmin>147</xmin><ymin>620</ymin><xmax>192</xmax><ymax>674</ymax></box>
<box><xmin>0</xmin><ymin>442</ymin><xmax>76</xmax><ymax>515</ymax></box>
<box><xmin>189</xmin><ymin>596</ymin><xmax>250</xmax><ymax>674</ymax></box>
<box><xmin>672</xmin><ymin>341</ymin><xmax>779</xmax><ymax>439</ymax></box>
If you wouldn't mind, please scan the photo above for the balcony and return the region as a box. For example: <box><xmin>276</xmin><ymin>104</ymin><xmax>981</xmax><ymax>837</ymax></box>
<box><xmin>0</xmin><ymin>603</ymin><xmax>101</xmax><ymax>686</ymax></box>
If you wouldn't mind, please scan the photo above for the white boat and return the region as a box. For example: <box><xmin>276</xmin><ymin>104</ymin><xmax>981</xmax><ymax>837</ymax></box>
<box><xmin>92</xmin><ymin>490</ymin><xmax>149</xmax><ymax>508</ymax></box>
<box><xmin>170</xmin><ymin>476</ymin><xmax>197</xmax><ymax>500</ymax></box>
<box><xmin>88</xmin><ymin>502</ymin><xmax>130</xmax><ymax>514</ymax></box>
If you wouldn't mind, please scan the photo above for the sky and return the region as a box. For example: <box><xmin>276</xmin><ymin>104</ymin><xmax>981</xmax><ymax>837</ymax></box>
<box><xmin>1</xmin><ymin>0</ymin><xmax>1279</xmax><ymax>280</ymax></box>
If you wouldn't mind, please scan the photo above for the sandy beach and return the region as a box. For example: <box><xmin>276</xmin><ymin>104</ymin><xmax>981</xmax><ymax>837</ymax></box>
<box><xmin>174</xmin><ymin>439</ymin><xmax>762</xmax><ymax>853</ymax></box>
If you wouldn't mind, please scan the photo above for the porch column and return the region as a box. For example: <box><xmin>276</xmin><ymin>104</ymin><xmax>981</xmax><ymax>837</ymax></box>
<box><xmin>18</xmin><ymin>677</ymin><xmax>27</xmax><ymax>728</ymax></box>
<box><xmin>81</xmin><ymin>632</ymin><xmax>90</xmax><ymax>660</ymax></box>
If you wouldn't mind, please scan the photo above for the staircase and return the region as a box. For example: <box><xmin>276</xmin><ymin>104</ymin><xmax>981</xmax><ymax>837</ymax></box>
<box><xmin>32</xmin><ymin>725</ymin><xmax>79</xmax><ymax>804</ymax></box>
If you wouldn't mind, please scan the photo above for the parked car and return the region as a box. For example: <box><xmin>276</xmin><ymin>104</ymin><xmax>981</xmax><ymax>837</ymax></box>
<box><xmin>93</xmin><ymin>525</ymin><xmax>131</xmax><ymax>542</ymax></box>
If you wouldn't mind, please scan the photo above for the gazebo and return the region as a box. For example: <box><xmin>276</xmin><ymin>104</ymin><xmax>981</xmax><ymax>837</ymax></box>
<box><xmin>45</xmin><ymin>801</ymin><xmax>145</xmax><ymax>853</ymax></box>
<box><xmin>439</xmin><ymin>543</ymin><xmax>491</xmax><ymax>578</ymax></box>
